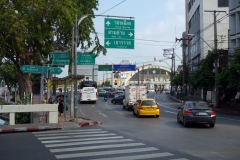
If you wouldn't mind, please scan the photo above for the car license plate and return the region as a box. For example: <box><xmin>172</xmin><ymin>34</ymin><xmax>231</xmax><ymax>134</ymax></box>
<box><xmin>198</xmin><ymin>112</ymin><xmax>207</xmax><ymax>115</ymax></box>
<box><xmin>147</xmin><ymin>108</ymin><xmax>152</xmax><ymax>110</ymax></box>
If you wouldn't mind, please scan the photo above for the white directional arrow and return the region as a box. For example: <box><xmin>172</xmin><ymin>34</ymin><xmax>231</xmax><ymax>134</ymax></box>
<box><xmin>106</xmin><ymin>41</ymin><xmax>111</xmax><ymax>46</ymax></box>
<box><xmin>106</xmin><ymin>21</ymin><xmax>111</xmax><ymax>26</ymax></box>
<box><xmin>128</xmin><ymin>32</ymin><xmax>133</xmax><ymax>37</ymax></box>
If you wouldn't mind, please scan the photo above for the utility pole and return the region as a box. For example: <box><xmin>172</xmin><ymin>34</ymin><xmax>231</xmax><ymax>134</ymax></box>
<box><xmin>205</xmin><ymin>10</ymin><xmax>226</xmax><ymax>108</ymax></box>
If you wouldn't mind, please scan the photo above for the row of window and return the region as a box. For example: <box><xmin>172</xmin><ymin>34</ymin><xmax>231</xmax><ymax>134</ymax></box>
<box><xmin>189</xmin><ymin>0</ymin><xmax>228</xmax><ymax>12</ymax></box>
<box><xmin>189</xmin><ymin>6</ymin><xmax>200</xmax><ymax>29</ymax></box>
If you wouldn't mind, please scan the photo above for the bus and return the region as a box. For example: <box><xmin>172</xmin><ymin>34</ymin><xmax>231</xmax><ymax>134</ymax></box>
<box><xmin>79</xmin><ymin>79</ymin><xmax>98</xmax><ymax>103</ymax></box>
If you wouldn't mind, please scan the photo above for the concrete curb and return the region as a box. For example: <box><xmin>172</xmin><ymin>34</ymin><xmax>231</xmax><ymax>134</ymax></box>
<box><xmin>78</xmin><ymin>121</ymin><xmax>102</xmax><ymax>127</ymax></box>
<box><xmin>0</xmin><ymin>126</ymin><xmax>62</xmax><ymax>133</ymax></box>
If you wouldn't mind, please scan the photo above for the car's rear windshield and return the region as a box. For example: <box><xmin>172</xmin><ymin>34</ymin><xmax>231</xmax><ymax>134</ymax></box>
<box><xmin>187</xmin><ymin>102</ymin><xmax>210</xmax><ymax>109</ymax></box>
<box><xmin>141</xmin><ymin>100</ymin><xmax>156</xmax><ymax>106</ymax></box>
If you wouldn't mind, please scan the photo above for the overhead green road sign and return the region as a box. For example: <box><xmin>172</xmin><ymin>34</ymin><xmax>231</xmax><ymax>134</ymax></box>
<box><xmin>105</xmin><ymin>29</ymin><xmax>134</xmax><ymax>39</ymax></box>
<box><xmin>104</xmin><ymin>18</ymin><xmax>135</xmax><ymax>49</ymax></box>
<box><xmin>105</xmin><ymin>18</ymin><xmax>134</xmax><ymax>29</ymax></box>
<box><xmin>20</xmin><ymin>65</ymin><xmax>63</xmax><ymax>75</ymax></box>
<box><xmin>44</xmin><ymin>67</ymin><xmax>63</xmax><ymax>75</ymax></box>
<box><xmin>104</xmin><ymin>39</ymin><xmax>134</xmax><ymax>49</ymax></box>
<box><xmin>77</xmin><ymin>53</ymin><xmax>95</xmax><ymax>65</ymax></box>
<box><xmin>98</xmin><ymin>65</ymin><xmax>112</xmax><ymax>71</ymax></box>
<box><xmin>20</xmin><ymin>65</ymin><xmax>41</xmax><ymax>74</ymax></box>
<box><xmin>51</xmin><ymin>52</ymin><xmax>70</xmax><ymax>65</ymax></box>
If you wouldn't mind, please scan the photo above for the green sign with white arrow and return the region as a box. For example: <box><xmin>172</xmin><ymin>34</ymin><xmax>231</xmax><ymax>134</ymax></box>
<box><xmin>104</xmin><ymin>18</ymin><xmax>135</xmax><ymax>49</ymax></box>
<box><xmin>20</xmin><ymin>65</ymin><xmax>63</xmax><ymax>75</ymax></box>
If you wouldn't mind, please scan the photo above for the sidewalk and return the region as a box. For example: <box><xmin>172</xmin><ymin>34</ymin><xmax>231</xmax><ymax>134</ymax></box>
<box><xmin>0</xmin><ymin>110</ymin><xmax>102</xmax><ymax>133</ymax></box>
<box><xmin>169</xmin><ymin>94</ymin><xmax>240</xmax><ymax>116</ymax></box>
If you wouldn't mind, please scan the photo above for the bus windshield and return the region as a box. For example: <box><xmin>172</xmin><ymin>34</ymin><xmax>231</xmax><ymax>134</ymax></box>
<box><xmin>79</xmin><ymin>80</ymin><xmax>97</xmax><ymax>89</ymax></box>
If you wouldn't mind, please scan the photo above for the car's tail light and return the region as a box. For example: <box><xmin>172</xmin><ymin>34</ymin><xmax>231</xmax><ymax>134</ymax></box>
<box><xmin>96</xmin><ymin>92</ymin><xmax>98</xmax><ymax>97</ymax></box>
<box><xmin>139</xmin><ymin>105</ymin><xmax>143</xmax><ymax>109</ymax></box>
<box><xmin>156</xmin><ymin>106</ymin><xmax>159</xmax><ymax>110</ymax></box>
<box><xmin>210</xmin><ymin>110</ymin><xmax>216</xmax><ymax>115</ymax></box>
<box><xmin>186</xmin><ymin>110</ymin><xmax>192</xmax><ymax>115</ymax></box>
<box><xmin>80</xmin><ymin>93</ymin><xmax>82</xmax><ymax>99</ymax></box>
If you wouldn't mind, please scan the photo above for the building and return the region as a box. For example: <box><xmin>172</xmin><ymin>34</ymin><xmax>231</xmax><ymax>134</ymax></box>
<box><xmin>229</xmin><ymin>0</ymin><xmax>240</xmax><ymax>53</ymax></box>
<box><xmin>185</xmin><ymin>0</ymin><xmax>229</xmax><ymax>73</ymax></box>
<box><xmin>126</xmin><ymin>64</ymin><xmax>171</xmax><ymax>90</ymax></box>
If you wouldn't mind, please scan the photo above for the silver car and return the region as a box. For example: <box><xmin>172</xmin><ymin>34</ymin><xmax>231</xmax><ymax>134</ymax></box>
<box><xmin>177</xmin><ymin>101</ymin><xmax>216</xmax><ymax>128</ymax></box>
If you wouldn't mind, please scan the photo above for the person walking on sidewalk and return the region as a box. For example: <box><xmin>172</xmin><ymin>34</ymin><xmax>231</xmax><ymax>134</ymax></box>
<box><xmin>48</xmin><ymin>97</ymin><xmax>53</xmax><ymax>104</ymax></box>
<box><xmin>58</xmin><ymin>96</ymin><xmax>64</xmax><ymax>116</ymax></box>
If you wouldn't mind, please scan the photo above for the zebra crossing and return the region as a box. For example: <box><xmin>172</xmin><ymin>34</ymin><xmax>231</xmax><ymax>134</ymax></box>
<box><xmin>33</xmin><ymin>128</ymin><xmax>189</xmax><ymax>160</ymax></box>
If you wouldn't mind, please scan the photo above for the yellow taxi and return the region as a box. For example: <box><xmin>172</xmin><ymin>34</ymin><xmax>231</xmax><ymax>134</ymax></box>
<box><xmin>133</xmin><ymin>98</ymin><xmax>160</xmax><ymax>118</ymax></box>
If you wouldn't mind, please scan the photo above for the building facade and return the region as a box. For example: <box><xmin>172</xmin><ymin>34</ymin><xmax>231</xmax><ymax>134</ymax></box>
<box><xmin>229</xmin><ymin>0</ymin><xmax>240</xmax><ymax>53</ymax></box>
<box><xmin>185</xmin><ymin>0</ymin><xmax>229</xmax><ymax>73</ymax></box>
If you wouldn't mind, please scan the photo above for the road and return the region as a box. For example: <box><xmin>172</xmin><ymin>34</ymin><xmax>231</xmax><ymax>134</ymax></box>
<box><xmin>1</xmin><ymin>92</ymin><xmax>240</xmax><ymax>160</ymax></box>
<box><xmin>78</xmin><ymin>92</ymin><xmax>240</xmax><ymax>160</ymax></box>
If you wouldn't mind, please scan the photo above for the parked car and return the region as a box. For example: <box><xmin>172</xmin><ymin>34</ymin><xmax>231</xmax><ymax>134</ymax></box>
<box><xmin>165</xmin><ymin>90</ymin><xmax>170</xmax><ymax>94</ymax></box>
<box><xmin>133</xmin><ymin>98</ymin><xmax>160</xmax><ymax>118</ymax></box>
<box><xmin>98</xmin><ymin>90</ymin><xmax>106</xmax><ymax>97</ymax></box>
<box><xmin>115</xmin><ymin>91</ymin><xmax>124</xmax><ymax>97</ymax></box>
<box><xmin>111</xmin><ymin>95</ymin><xmax>125</xmax><ymax>104</ymax></box>
<box><xmin>177</xmin><ymin>101</ymin><xmax>216</xmax><ymax>128</ymax></box>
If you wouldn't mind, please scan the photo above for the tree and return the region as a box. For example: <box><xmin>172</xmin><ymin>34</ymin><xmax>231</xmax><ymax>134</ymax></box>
<box><xmin>0</xmin><ymin>60</ymin><xmax>18</xmax><ymax>92</ymax></box>
<box><xmin>0</xmin><ymin>0</ymin><xmax>106</xmax><ymax>99</ymax></box>
<box><xmin>187</xmin><ymin>51</ymin><xmax>214</xmax><ymax>101</ymax></box>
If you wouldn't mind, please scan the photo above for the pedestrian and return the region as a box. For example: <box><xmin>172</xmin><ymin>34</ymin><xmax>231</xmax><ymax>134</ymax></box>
<box><xmin>155</xmin><ymin>88</ymin><xmax>157</xmax><ymax>94</ymax></box>
<box><xmin>58</xmin><ymin>96</ymin><xmax>64</xmax><ymax>116</ymax></box>
<box><xmin>48</xmin><ymin>97</ymin><xmax>53</xmax><ymax>104</ymax></box>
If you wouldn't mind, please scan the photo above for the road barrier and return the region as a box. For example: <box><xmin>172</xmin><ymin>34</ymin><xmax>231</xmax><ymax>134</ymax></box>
<box><xmin>0</xmin><ymin>104</ymin><xmax>58</xmax><ymax>125</ymax></box>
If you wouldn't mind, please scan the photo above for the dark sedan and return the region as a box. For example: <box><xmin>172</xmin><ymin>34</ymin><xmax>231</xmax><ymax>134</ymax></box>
<box><xmin>111</xmin><ymin>95</ymin><xmax>125</xmax><ymax>104</ymax></box>
<box><xmin>177</xmin><ymin>101</ymin><xmax>216</xmax><ymax>128</ymax></box>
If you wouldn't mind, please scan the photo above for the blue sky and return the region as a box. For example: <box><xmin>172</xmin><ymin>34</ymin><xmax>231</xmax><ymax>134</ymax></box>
<box><xmin>58</xmin><ymin>0</ymin><xmax>185</xmax><ymax>78</ymax></box>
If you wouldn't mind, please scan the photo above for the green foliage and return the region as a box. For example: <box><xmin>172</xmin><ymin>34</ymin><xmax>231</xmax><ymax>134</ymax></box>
<box><xmin>104</xmin><ymin>80</ymin><xmax>111</xmax><ymax>86</ymax></box>
<box><xmin>187</xmin><ymin>51</ymin><xmax>214</xmax><ymax>90</ymax></box>
<box><xmin>171</xmin><ymin>74</ymin><xmax>182</xmax><ymax>86</ymax></box>
<box><xmin>0</xmin><ymin>0</ymin><xmax>106</xmax><ymax>97</ymax></box>
<box><xmin>15</xmin><ymin>94</ymin><xmax>31</xmax><ymax>124</ymax></box>
<box><xmin>217</xmin><ymin>47</ymin><xmax>240</xmax><ymax>91</ymax></box>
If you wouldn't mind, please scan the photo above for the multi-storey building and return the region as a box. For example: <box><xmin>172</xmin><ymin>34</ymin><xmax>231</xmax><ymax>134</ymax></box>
<box><xmin>185</xmin><ymin>0</ymin><xmax>229</xmax><ymax>73</ymax></box>
<box><xmin>229</xmin><ymin>0</ymin><xmax>240</xmax><ymax>53</ymax></box>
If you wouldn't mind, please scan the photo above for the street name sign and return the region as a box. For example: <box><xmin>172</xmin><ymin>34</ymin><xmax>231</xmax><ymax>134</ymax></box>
<box><xmin>44</xmin><ymin>67</ymin><xmax>63</xmax><ymax>74</ymax></box>
<box><xmin>98</xmin><ymin>65</ymin><xmax>112</xmax><ymax>71</ymax></box>
<box><xmin>104</xmin><ymin>18</ymin><xmax>135</xmax><ymax>49</ymax></box>
<box><xmin>51</xmin><ymin>52</ymin><xmax>70</xmax><ymax>65</ymax></box>
<box><xmin>20</xmin><ymin>65</ymin><xmax>41</xmax><ymax>74</ymax></box>
<box><xmin>20</xmin><ymin>65</ymin><xmax>63</xmax><ymax>75</ymax></box>
<box><xmin>113</xmin><ymin>65</ymin><xmax>136</xmax><ymax>71</ymax></box>
<box><xmin>77</xmin><ymin>53</ymin><xmax>95</xmax><ymax>65</ymax></box>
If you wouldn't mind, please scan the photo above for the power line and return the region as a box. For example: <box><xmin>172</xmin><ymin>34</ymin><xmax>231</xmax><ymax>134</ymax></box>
<box><xmin>100</xmin><ymin>0</ymin><xmax>126</xmax><ymax>15</ymax></box>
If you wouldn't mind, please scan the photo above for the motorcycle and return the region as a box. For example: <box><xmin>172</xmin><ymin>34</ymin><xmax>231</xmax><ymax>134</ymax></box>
<box><xmin>104</xmin><ymin>97</ymin><xmax>107</xmax><ymax>102</ymax></box>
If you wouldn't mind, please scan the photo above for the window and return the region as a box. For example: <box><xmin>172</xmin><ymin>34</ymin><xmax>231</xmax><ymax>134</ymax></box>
<box><xmin>218</xmin><ymin>0</ymin><xmax>228</xmax><ymax>7</ymax></box>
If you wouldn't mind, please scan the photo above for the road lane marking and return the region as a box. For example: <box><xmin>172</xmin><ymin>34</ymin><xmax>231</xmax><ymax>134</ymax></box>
<box><xmin>50</xmin><ymin>143</ymin><xmax>145</xmax><ymax>153</ymax></box>
<box><xmin>41</xmin><ymin>136</ymin><xmax>124</xmax><ymax>144</ymax></box>
<box><xmin>55</xmin><ymin>147</ymin><xmax>159</xmax><ymax>159</ymax></box>
<box><xmin>105</xmin><ymin>104</ymin><xmax>124</xmax><ymax>115</ymax></box>
<box><xmin>159</xmin><ymin>104</ymin><xmax>178</xmax><ymax>110</ymax></box>
<box><xmin>217</xmin><ymin>116</ymin><xmax>240</xmax><ymax>122</ymax></box>
<box><xmin>90</xmin><ymin>152</ymin><xmax>174</xmax><ymax>160</ymax></box>
<box><xmin>38</xmin><ymin>133</ymin><xmax>116</xmax><ymax>140</ymax></box>
<box><xmin>35</xmin><ymin>131</ymin><xmax>108</xmax><ymax>137</ymax></box>
<box><xmin>164</xmin><ymin>110</ymin><xmax>177</xmax><ymax>114</ymax></box>
<box><xmin>96</xmin><ymin>110</ymin><xmax>108</xmax><ymax>117</ymax></box>
<box><xmin>46</xmin><ymin>139</ymin><xmax>134</xmax><ymax>148</ymax></box>
<box><xmin>32</xmin><ymin>129</ymin><xmax>102</xmax><ymax>134</ymax></box>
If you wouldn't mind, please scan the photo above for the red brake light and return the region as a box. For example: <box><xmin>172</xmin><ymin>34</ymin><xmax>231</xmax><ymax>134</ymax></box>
<box><xmin>80</xmin><ymin>93</ymin><xmax>82</xmax><ymax>98</ymax></box>
<box><xmin>96</xmin><ymin>92</ymin><xmax>98</xmax><ymax>97</ymax></box>
<box><xmin>139</xmin><ymin>105</ymin><xmax>143</xmax><ymax>109</ymax></box>
<box><xmin>211</xmin><ymin>110</ymin><xmax>216</xmax><ymax>115</ymax></box>
<box><xmin>186</xmin><ymin>110</ymin><xmax>193</xmax><ymax>115</ymax></box>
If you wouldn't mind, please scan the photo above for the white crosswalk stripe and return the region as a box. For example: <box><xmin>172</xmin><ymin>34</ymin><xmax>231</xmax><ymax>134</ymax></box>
<box><xmin>33</xmin><ymin>129</ymin><xmax>189</xmax><ymax>160</ymax></box>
